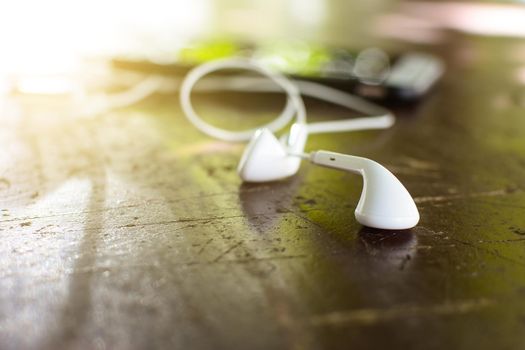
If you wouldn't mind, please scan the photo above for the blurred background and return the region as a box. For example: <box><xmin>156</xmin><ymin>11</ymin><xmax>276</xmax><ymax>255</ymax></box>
<box><xmin>1</xmin><ymin>0</ymin><xmax>525</xmax><ymax>97</ymax></box>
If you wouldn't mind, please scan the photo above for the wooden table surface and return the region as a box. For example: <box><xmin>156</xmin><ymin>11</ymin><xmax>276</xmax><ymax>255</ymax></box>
<box><xmin>2</xmin><ymin>18</ymin><xmax>525</xmax><ymax>350</ymax></box>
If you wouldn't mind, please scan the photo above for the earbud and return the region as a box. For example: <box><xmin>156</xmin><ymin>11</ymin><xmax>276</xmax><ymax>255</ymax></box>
<box><xmin>238</xmin><ymin>124</ymin><xmax>308</xmax><ymax>182</ymax></box>
<box><xmin>309</xmin><ymin>150</ymin><xmax>419</xmax><ymax>230</ymax></box>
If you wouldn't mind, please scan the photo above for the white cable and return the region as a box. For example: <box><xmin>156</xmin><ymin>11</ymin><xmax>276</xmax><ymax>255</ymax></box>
<box><xmin>193</xmin><ymin>76</ymin><xmax>394</xmax><ymax>134</ymax></box>
<box><xmin>292</xmin><ymin>80</ymin><xmax>394</xmax><ymax>134</ymax></box>
<box><xmin>179</xmin><ymin>58</ymin><xmax>306</xmax><ymax>142</ymax></box>
<box><xmin>79</xmin><ymin>75</ymin><xmax>166</xmax><ymax>117</ymax></box>
<box><xmin>179</xmin><ymin>58</ymin><xmax>395</xmax><ymax>141</ymax></box>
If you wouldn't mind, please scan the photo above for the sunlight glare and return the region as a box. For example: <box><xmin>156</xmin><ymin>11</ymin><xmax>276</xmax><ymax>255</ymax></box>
<box><xmin>0</xmin><ymin>0</ymin><xmax>212</xmax><ymax>77</ymax></box>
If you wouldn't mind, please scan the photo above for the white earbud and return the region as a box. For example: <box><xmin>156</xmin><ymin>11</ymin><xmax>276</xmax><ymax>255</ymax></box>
<box><xmin>238</xmin><ymin>124</ymin><xmax>308</xmax><ymax>182</ymax></box>
<box><xmin>309</xmin><ymin>150</ymin><xmax>419</xmax><ymax>230</ymax></box>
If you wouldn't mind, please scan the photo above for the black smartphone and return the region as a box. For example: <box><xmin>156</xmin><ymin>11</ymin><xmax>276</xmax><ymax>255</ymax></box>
<box><xmin>112</xmin><ymin>39</ymin><xmax>444</xmax><ymax>103</ymax></box>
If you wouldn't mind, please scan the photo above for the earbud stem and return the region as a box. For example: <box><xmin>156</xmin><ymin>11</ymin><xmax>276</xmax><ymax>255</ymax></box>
<box><xmin>309</xmin><ymin>150</ymin><xmax>366</xmax><ymax>176</ymax></box>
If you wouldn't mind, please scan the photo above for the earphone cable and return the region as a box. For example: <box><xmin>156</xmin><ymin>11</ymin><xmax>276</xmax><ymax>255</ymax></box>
<box><xmin>179</xmin><ymin>58</ymin><xmax>395</xmax><ymax>142</ymax></box>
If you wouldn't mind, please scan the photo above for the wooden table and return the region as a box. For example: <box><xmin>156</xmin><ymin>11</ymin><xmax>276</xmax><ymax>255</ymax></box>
<box><xmin>2</xmin><ymin>19</ymin><xmax>525</xmax><ymax>350</ymax></box>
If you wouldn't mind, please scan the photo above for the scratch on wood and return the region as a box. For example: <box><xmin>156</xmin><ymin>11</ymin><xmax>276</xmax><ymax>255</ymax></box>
<box><xmin>414</xmin><ymin>227</ymin><xmax>445</xmax><ymax>236</ymax></box>
<box><xmin>414</xmin><ymin>189</ymin><xmax>514</xmax><ymax>204</ymax></box>
<box><xmin>185</xmin><ymin>254</ymin><xmax>308</xmax><ymax>266</ymax></box>
<box><xmin>475</xmin><ymin>238</ymin><xmax>525</xmax><ymax>244</ymax></box>
<box><xmin>35</xmin><ymin>224</ymin><xmax>56</xmax><ymax>233</ymax></box>
<box><xmin>2</xmin><ymin>213</ymin><xmax>245</xmax><ymax>226</ymax></box>
<box><xmin>197</xmin><ymin>238</ymin><xmax>213</xmax><ymax>255</ymax></box>
<box><xmin>116</xmin><ymin>215</ymin><xmax>245</xmax><ymax>227</ymax></box>
<box><xmin>212</xmin><ymin>241</ymin><xmax>244</xmax><ymax>262</ymax></box>
<box><xmin>52</xmin><ymin>254</ymin><xmax>311</xmax><ymax>275</ymax></box>
<box><xmin>310</xmin><ymin>298</ymin><xmax>494</xmax><ymax>326</ymax></box>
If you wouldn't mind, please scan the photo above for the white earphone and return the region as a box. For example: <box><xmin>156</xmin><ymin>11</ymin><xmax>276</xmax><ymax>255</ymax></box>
<box><xmin>180</xmin><ymin>58</ymin><xmax>419</xmax><ymax>230</ymax></box>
